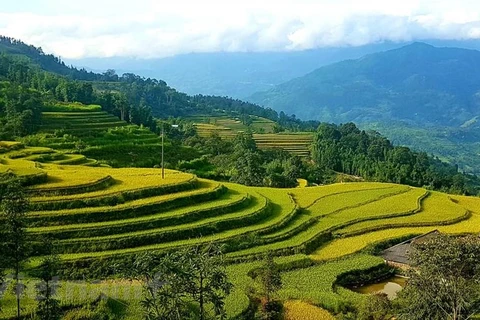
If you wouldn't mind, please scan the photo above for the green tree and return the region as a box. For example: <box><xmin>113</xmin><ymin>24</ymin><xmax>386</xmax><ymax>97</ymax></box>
<box><xmin>255</xmin><ymin>252</ymin><xmax>283</xmax><ymax>320</ymax></box>
<box><xmin>357</xmin><ymin>293</ymin><xmax>392</xmax><ymax>320</ymax></box>
<box><xmin>258</xmin><ymin>252</ymin><xmax>282</xmax><ymax>304</ymax></box>
<box><xmin>233</xmin><ymin>132</ymin><xmax>257</xmax><ymax>153</ymax></box>
<box><xmin>134</xmin><ymin>252</ymin><xmax>191</xmax><ymax>320</ymax></box>
<box><xmin>181</xmin><ymin>244</ymin><xmax>233</xmax><ymax>320</ymax></box>
<box><xmin>35</xmin><ymin>255</ymin><xmax>61</xmax><ymax>320</ymax></box>
<box><xmin>396</xmin><ymin>234</ymin><xmax>480</xmax><ymax>320</ymax></box>
<box><xmin>231</xmin><ymin>150</ymin><xmax>265</xmax><ymax>186</ymax></box>
<box><xmin>0</xmin><ymin>181</ymin><xmax>30</xmax><ymax>319</ymax></box>
<box><xmin>134</xmin><ymin>243</ymin><xmax>232</xmax><ymax>320</ymax></box>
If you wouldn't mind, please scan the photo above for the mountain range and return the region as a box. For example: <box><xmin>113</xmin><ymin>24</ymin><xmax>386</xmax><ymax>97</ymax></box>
<box><xmin>66</xmin><ymin>39</ymin><xmax>480</xmax><ymax>100</ymax></box>
<box><xmin>249</xmin><ymin>42</ymin><xmax>480</xmax><ymax>128</ymax></box>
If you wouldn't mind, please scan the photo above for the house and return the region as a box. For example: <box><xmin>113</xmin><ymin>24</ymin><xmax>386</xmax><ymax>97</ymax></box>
<box><xmin>381</xmin><ymin>230</ymin><xmax>441</xmax><ymax>269</ymax></box>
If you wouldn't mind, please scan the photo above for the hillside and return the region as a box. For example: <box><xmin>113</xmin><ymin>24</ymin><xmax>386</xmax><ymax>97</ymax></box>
<box><xmin>2</xmin><ymin>145</ymin><xmax>480</xmax><ymax>318</ymax></box>
<box><xmin>249</xmin><ymin>42</ymin><xmax>480</xmax><ymax>127</ymax></box>
<box><xmin>190</xmin><ymin>114</ymin><xmax>313</xmax><ymax>157</ymax></box>
<box><xmin>1</xmin><ymin>36</ymin><xmax>478</xmax><ymax>190</ymax></box>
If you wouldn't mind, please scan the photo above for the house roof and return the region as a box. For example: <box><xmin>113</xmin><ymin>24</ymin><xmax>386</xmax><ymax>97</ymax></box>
<box><xmin>381</xmin><ymin>230</ymin><xmax>440</xmax><ymax>265</ymax></box>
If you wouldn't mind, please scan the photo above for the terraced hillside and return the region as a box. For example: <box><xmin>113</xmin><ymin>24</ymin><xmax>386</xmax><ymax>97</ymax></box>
<box><xmin>253</xmin><ymin>133</ymin><xmax>313</xmax><ymax>157</ymax></box>
<box><xmin>22</xmin><ymin>103</ymin><xmax>177</xmax><ymax>167</ymax></box>
<box><xmin>191</xmin><ymin>115</ymin><xmax>313</xmax><ymax>156</ymax></box>
<box><xmin>39</xmin><ymin>103</ymin><xmax>127</xmax><ymax>134</ymax></box>
<box><xmin>191</xmin><ymin>115</ymin><xmax>277</xmax><ymax>136</ymax></box>
<box><xmin>1</xmin><ymin>144</ymin><xmax>480</xmax><ymax>319</ymax></box>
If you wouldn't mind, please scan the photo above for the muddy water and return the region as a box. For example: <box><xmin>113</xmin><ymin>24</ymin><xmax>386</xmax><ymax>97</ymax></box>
<box><xmin>351</xmin><ymin>276</ymin><xmax>407</xmax><ymax>299</ymax></box>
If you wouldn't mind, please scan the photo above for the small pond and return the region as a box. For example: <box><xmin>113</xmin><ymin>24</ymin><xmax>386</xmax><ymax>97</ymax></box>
<box><xmin>351</xmin><ymin>276</ymin><xmax>407</xmax><ymax>299</ymax></box>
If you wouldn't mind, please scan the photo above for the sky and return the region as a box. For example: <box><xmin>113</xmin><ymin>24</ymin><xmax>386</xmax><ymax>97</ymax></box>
<box><xmin>1</xmin><ymin>0</ymin><xmax>480</xmax><ymax>59</ymax></box>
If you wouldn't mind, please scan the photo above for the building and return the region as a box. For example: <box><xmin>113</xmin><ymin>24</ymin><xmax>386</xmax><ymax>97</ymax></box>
<box><xmin>381</xmin><ymin>230</ymin><xmax>441</xmax><ymax>269</ymax></box>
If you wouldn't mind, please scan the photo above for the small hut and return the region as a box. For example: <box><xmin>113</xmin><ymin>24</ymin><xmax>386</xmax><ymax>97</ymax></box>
<box><xmin>381</xmin><ymin>230</ymin><xmax>440</xmax><ymax>269</ymax></box>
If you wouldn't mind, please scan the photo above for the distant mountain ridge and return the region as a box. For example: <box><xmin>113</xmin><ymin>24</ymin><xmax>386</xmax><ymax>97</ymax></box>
<box><xmin>66</xmin><ymin>42</ymin><xmax>412</xmax><ymax>98</ymax></box>
<box><xmin>66</xmin><ymin>39</ymin><xmax>480</xmax><ymax>99</ymax></box>
<box><xmin>248</xmin><ymin>42</ymin><xmax>480</xmax><ymax>127</ymax></box>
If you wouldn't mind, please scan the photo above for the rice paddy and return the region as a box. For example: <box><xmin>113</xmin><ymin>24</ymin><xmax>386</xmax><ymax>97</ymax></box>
<box><xmin>190</xmin><ymin>115</ymin><xmax>313</xmax><ymax>156</ymax></box>
<box><xmin>2</xmin><ymin>133</ymin><xmax>480</xmax><ymax>319</ymax></box>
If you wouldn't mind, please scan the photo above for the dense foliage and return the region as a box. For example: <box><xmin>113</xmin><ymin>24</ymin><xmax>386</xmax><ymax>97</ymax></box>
<box><xmin>132</xmin><ymin>244</ymin><xmax>232</xmax><ymax>320</ymax></box>
<box><xmin>396</xmin><ymin>234</ymin><xmax>480</xmax><ymax>320</ymax></box>
<box><xmin>181</xmin><ymin>131</ymin><xmax>309</xmax><ymax>187</ymax></box>
<box><xmin>312</xmin><ymin>122</ymin><xmax>478</xmax><ymax>194</ymax></box>
<box><xmin>0</xmin><ymin>81</ymin><xmax>43</xmax><ymax>139</ymax></box>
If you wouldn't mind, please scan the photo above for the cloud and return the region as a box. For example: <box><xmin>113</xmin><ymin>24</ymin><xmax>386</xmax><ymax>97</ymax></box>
<box><xmin>1</xmin><ymin>0</ymin><xmax>480</xmax><ymax>59</ymax></box>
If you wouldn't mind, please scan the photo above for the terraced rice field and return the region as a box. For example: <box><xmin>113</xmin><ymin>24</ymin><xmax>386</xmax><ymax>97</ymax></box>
<box><xmin>191</xmin><ymin>115</ymin><xmax>277</xmax><ymax>136</ymax></box>
<box><xmin>253</xmin><ymin>133</ymin><xmax>313</xmax><ymax>157</ymax></box>
<box><xmin>40</xmin><ymin>111</ymin><xmax>127</xmax><ymax>133</ymax></box>
<box><xmin>2</xmin><ymin>143</ymin><xmax>480</xmax><ymax>319</ymax></box>
<box><xmin>191</xmin><ymin>115</ymin><xmax>313</xmax><ymax>156</ymax></box>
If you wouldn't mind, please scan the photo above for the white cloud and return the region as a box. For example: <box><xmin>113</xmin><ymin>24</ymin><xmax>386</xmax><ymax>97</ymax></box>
<box><xmin>1</xmin><ymin>0</ymin><xmax>480</xmax><ymax>59</ymax></box>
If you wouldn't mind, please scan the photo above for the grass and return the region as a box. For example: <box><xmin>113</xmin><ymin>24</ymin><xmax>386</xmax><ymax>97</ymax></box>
<box><xmin>56</xmin><ymin>192</ymin><xmax>294</xmax><ymax>259</ymax></box>
<box><xmin>226</xmin><ymin>186</ymin><xmax>410</xmax><ymax>257</ymax></box>
<box><xmin>1</xmin><ymin>255</ymin><xmax>310</xmax><ymax>320</ymax></box>
<box><xmin>53</xmin><ymin>192</ymin><xmax>267</xmax><ymax>253</ymax></box>
<box><xmin>40</xmin><ymin>104</ymin><xmax>127</xmax><ymax>134</ymax></box>
<box><xmin>260</xmin><ymin>186</ymin><xmax>410</xmax><ymax>241</ymax></box>
<box><xmin>225</xmin><ymin>254</ymin><xmax>310</xmax><ymax>319</ymax></box>
<box><xmin>29</xmin><ymin>180</ymin><xmax>218</xmax><ymax>219</ymax></box>
<box><xmin>43</xmin><ymin>102</ymin><xmax>103</xmax><ymax>112</ymax></box>
<box><xmin>191</xmin><ymin>114</ymin><xmax>312</xmax><ymax>156</ymax></box>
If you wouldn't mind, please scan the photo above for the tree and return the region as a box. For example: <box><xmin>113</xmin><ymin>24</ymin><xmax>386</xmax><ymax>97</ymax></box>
<box><xmin>396</xmin><ymin>234</ymin><xmax>480</xmax><ymax>320</ymax></box>
<box><xmin>134</xmin><ymin>252</ymin><xmax>191</xmax><ymax>320</ymax></box>
<box><xmin>357</xmin><ymin>293</ymin><xmax>392</xmax><ymax>320</ymax></box>
<box><xmin>134</xmin><ymin>243</ymin><xmax>232</xmax><ymax>320</ymax></box>
<box><xmin>258</xmin><ymin>252</ymin><xmax>282</xmax><ymax>304</ymax></box>
<box><xmin>255</xmin><ymin>252</ymin><xmax>283</xmax><ymax>320</ymax></box>
<box><xmin>231</xmin><ymin>150</ymin><xmax>265</xmax><ymax>186</ymax></box>
<box><xmin>0</xmin><ymin>181</ymin><xmax>30</xmax><ymax>319</ymax></box>
<box><xmin>181</xmin><ymin>244</ymin><xmax>233</xmax><ymax>320</ymax></box>
<box><xmin>35</xmin><ymin>255</ymin><xmax>62</xmax><ymax>320</ymax></box>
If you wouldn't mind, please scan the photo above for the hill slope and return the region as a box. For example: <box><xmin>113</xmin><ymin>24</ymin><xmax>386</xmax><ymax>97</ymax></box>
<box><xmin>249</xmin><ymin>42</ymin><xmax>480</xmax><ymax>127</ymax></box>
<box><xmin>2</xmin><ymin>149</ymin><xmax>480</xmax><ymax>318</ymax></box>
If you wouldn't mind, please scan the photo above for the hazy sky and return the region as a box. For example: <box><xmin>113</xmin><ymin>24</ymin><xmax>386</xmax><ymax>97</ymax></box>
<box><xmin>2</xmin><ymin>0</ymin><xmax>480</xmax><ymax>59</ymax></box>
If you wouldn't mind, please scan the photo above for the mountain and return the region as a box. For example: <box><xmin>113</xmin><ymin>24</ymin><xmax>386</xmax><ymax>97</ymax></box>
<box><xmin>0</xmin><ymin>35</ymin><xmax>102</xmax><ymax>80</ymax></box>
<box><xmin>248</xmin><ymin>42</ymin><xmax>480</xmax><ymax>127</ymax></box>
<box><xmin>66</xmin><ymin>39</ymin><xmax>480</xmax><ymax>100</ymax></box>
<box><xmin>66</xmin><ymin>42</ymin><xmax>411</xmax><ymax>99</ymax></box>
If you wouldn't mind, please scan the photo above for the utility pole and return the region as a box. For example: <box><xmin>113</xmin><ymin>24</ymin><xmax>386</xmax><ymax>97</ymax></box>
<box><xmin>161</xmin><ymin>122</ymin><xmax>164</xmax><ymax>179</ymax></box>
<box><xmin>161</xmin><ymin>123</ymin><xmax>178</xmax><ymax>180</ymax></box>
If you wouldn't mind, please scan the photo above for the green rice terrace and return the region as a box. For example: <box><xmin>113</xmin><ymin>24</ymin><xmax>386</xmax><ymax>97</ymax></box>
<box><xmin>19</xmin><ymin>103</ymin><xmax>170</xmax><ymax>168</ymax></box>
<box><xmin>191</xmin><ymin>115</ymin><xmax>313</xmax><ymax>157</ymax></box>
<box><xmin>39</xmin><ymin>102</ymin><xmax>128</xmax><ymax>134</ymax></box>
<box><xmin>1</xmin><ymin>140</ymin><xmax>480</xmax><ymax>319</ymax></box>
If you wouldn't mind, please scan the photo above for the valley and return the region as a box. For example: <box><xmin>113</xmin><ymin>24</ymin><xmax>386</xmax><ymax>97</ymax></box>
<box><xmin>1</xmin><ymin>34</ymin><xmax>480</xmax><ymax>320</ymax></box>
